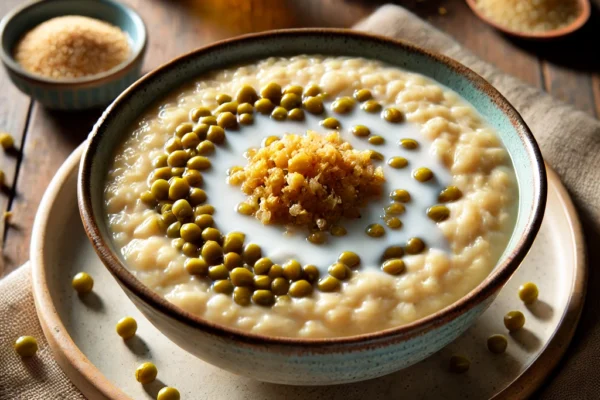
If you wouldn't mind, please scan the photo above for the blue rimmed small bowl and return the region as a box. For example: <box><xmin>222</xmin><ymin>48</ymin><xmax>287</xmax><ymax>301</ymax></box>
<box><xmin>0</xmin><ymin>0</ymin><xmax>147</xmax><ymax>110</ymax></box>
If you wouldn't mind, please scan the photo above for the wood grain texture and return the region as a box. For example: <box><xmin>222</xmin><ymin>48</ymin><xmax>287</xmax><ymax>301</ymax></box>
<box><xmin>401</xmin><ymin>0</ymin><xmax>543</xmax><ymax>87</ymax></box>
<box><xmin>3</xmin><ymin>105</ymin><xmax>95</xmax><ymax>271</ymax></box>
<box><xmin>0</xmin><ymin>0</ymin><xmax>33</xmax><ymax>275</ymax></box>
<box><xmin>543</xmin><ymin>63</ymin><xmax>597</xmax><ymax>117</ymax></box>
<box><xmin>537</xmin><ymin>1</ymin><xmax>600</xmax><ymax>118</ymax></box>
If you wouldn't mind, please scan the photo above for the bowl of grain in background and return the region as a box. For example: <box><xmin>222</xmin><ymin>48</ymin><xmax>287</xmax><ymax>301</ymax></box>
<box><xmin>0</xmin><ymin>0</ymin><xmax>147</xmax><ymax>110</ymax></box>
<box><xmin>465</xmin><ymin>0</ymin><xmax>591</xmax><ymax>39</ymax></box>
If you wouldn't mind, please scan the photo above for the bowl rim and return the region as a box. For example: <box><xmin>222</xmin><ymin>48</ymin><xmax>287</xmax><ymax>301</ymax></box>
<box><xmin>78</xmin><ymin>28</ymin><xmax>547</xmax><ymax>347</ymax></box>
<box><xmin>0</xmin><ymin>0</ymin><xmax>148</xmax><ymax>88</ymax></box>
<box><xmin>464</xmin><ymin>0</ymin><xmax>591</xmax><ymax>40</ymax></box>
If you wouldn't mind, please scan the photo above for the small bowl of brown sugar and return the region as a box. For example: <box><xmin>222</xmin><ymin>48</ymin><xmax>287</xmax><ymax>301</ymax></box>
<box><xmin>0</xmin><ymin>0</ymin><xmax>147</xmax><ymax>110</ymax></box>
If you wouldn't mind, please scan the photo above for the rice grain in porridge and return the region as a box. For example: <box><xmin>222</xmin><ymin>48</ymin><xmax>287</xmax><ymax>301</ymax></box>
<box><xmin>104</xmin><ymin>55</ymin><xmax>517</xmax><ymax>338</ymax></box>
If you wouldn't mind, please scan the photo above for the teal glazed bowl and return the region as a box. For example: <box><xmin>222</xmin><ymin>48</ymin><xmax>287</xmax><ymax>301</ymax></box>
<box><xmin>0</xmin><ymin>0</ymin><xmax>147</xmax><ymax>110</ymax></box>
<box><xmin>78</xmin><ymin>29</ymin><xmax>547</xmax><ymax>385</ymax></box>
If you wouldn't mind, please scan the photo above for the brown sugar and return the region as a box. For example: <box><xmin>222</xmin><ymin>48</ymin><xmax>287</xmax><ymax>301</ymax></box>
<box><xmin>229</xmin><ymin>131</ymin><xmax>385</xmax><ymax>230</ymax></box>
<box><xmin>14</xmin><ymin>16</ymin><xmax>131</xmax><ymax>79</ymax></box>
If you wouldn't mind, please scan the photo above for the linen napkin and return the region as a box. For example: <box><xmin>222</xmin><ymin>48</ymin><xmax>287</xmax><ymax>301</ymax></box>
<box><xmin>2</xmin><ymin>4</ymin><xmax>600</xmax><ymax>399</ymax></box>
<box><xmin>0</xmin><ymin>263</ymin><xmax>85</xmax><ymax>399</ymax></box>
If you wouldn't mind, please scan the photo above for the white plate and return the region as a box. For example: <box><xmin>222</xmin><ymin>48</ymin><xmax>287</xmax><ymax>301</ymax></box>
<box><xmin>31</xmin><ymin>146</ymin><xmax>585</xmax><ymax>399</ymax></box>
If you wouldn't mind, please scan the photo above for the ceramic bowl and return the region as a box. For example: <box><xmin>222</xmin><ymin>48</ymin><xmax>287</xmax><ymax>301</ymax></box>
<box><xmin>0</xmin><ymin>0</ymin><xmax>147</xmax><ymax>110</ymax></box>
<box><xmin>78</xmin><ymin>29</ymin><xmax>547</xmax><ymax>386</ymax></box>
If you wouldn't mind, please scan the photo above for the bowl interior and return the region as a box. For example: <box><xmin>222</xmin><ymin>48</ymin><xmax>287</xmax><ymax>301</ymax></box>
<box><xmin>0</xmin><ymin>0</ymin><xmax>146</xmax><ymax>82</ymax></box>
<box><xmin>81</xmin><ymin>30</ymin><xmax>545</xmax><ymax>333</ymax></box>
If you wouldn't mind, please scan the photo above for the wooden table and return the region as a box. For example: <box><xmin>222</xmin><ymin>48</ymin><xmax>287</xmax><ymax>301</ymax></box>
<box><xmin>0</xmin><ymin>0</ymin><xmax>599</xmax><ymax>276</ymax></box>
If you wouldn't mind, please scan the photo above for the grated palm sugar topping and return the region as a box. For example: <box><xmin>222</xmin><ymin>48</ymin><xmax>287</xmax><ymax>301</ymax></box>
<box><xmin>229</xmin><ymin>131</ymin><xmax>385</xmax><ymax>230</ymax></box>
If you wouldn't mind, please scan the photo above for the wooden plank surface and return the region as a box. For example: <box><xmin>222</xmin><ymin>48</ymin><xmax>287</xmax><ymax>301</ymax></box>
<box><xmin>0</xmin><ymin>0</ymin><xmax>32</xmax><ymax>275</ymax></box>
<box><xmin>0</xmin><ymin>0</ymin><xmax>598</xmax><ymax>276</ymax></box>
<box><xmin>403</xmin><ymin>0</ymin><xmax>543</xmax><ymax>87</ymax></box>
<box><xmin>536</xmin><ymin>17</ymin><xmax>600</xmax><ymax>118</ymax></box>
<box><xmin>2</xmin><ymin>105</ymin><xmax>96</xmax><ymax>270</ymax></box>
<box><xmin>543</xmin><ymin>64</ymin><xmax>597</xmax><ymax>117</ymax></box>
<box><xmin>492</xmin><ymin>0</ymin><xmax>600</xmax><ymax>118</ymax></box>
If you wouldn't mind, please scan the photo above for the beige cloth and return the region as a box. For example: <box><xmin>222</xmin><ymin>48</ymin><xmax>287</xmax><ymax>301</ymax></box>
<box><xmin>0</xmin><ymin>263</ymin><xmax>85</xmax><ymax>399</ymax></box>
<box><xmin>1</xmin><ymin>4</ymin><xmax>599</xmax><ymax>398</ymax></box>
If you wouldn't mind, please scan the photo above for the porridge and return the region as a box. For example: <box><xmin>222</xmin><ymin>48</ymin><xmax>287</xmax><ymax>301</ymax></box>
<box><xmin>104</xmin><ymin>55</ymin><xmax>517</xmax><ymax>338</ymax></box>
